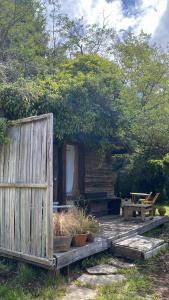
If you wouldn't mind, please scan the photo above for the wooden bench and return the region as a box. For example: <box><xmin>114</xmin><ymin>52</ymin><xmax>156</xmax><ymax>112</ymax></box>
<box><xmin>85</xmin><ymin>193</ymin><xmax>121</xmax><ymax>216</ymax></box>
<box><xmin>123</xmin><ymin>204</ymin><xmax>153</xmax><ymax>221</ymax></box>
<box><xmin>75</xmin><ymin>193</ymin><xmax>121</xmax><ymax>216</ymax></box>
<box><xmin>53</xmin><ymin>202</ymin><xmax>73</xmax><ymax>213</ymax></box>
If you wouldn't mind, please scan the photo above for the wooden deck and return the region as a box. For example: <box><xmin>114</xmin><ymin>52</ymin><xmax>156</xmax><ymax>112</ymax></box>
<box><xmin>54</xmin><ymin>215</ymin><xmax>169</xmax><ymax>269</ymax></box>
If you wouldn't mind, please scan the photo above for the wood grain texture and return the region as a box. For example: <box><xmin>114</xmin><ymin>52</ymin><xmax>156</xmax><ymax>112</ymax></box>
<box><xmin>84</xmin><ymin>149</ymin><xmax>114</xmax><ymax>197</ymax></box>
<box><xmin>46</xmin><ymin>114</ymin><xmax>53</xmax><ymax>260</ymax></box>
<box><xmin>55</xmin><ymin>238</ymin><xmax>109</xmax><ymax>269</ymax></box>
<box><xmin>0</xmin><ymin>114</ymin><xmax>54</xmax><ymax>267</ymax></box>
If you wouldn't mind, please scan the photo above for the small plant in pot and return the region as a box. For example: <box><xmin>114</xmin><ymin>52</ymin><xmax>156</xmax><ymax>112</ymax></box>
<box><xmin>158</xmin><ymin>207</ymin><xmax>166</xmax><ymax>216</ymax></box>
<box><xmin>71</xmin><ymin>207</ymin><xmax>89</xmax><ymax>247</ymax></box>
<box><xmin>53</xmin><ymin>212</ymin><xmax>75</xmax><ymax>252</ymax></box>
<box><xmin>87</xmin><ymin>216</ymin><xmax>100</xmax><ymax>242</ymax></box>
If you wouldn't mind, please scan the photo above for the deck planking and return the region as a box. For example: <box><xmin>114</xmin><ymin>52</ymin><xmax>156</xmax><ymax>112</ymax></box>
<box><xmin>54</xmin><ymin>215</ymin><xmax>169</xmax><ymax>269</ymax></box>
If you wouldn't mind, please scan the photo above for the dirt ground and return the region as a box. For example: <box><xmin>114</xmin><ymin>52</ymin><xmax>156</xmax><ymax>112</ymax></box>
<box><xmin>151</xmin><ymin>253</ymin><xmax>169</xmax><ymax>300</ymax></box>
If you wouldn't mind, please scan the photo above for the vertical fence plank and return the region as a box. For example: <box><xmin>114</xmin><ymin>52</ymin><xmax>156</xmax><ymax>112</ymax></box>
<box><xmin>46</xmin><ymin>114</ymin><xmax>53</xmax><ymax>261</ymax></box>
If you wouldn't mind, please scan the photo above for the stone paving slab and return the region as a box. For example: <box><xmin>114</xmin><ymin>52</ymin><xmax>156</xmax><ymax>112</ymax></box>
<box><xmin>87</xmin><ymin>264</ymin><xmax>118</xmax><ymax>275</ymax></box>
<box><xmin>62</xmin><ymin>284</ymin><xmax>97</xmax><ymax>300</ymax></box>
<box><xmin>114</xmin><ymin>235</ymin><xmax>165</xmax><ymax>252</ymax></box>
<box><xmin>109</xmin><ymin>258</ymin><xmax>135</xmax><ymax>269</ymax></box>
<box><xmin>112</xmin><ymin>234</ymin><xmax>167</xmax><ymax>260</ymax></box>
<box><xmin>77</xmin><ymin>273</ymin><xmax>125</xmax><ymax>286</ymax></box>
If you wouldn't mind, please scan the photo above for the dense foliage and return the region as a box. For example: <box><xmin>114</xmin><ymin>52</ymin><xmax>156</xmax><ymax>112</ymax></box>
<box><xmin>1</xmin><ymin>0</ymin><xmax>169</xmax><ymax>200</ymax></box>
<box><xmin>0</xmin><ymin>55</ymin><xmax>122</xmax><ymax>144</ymax></box>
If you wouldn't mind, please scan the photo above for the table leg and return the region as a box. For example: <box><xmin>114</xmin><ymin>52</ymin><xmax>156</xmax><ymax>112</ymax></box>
<box><xmin>123</xmin><ymin>207</ymin><xmax>128</xmax><ymax>220</ymax></box>
<box><xmin>124</xmin><ymin>207</ymin><xmax>133</xmax><ymax>220</ymax></box>
<box><xmin>132</xmin><ymin>195</ymin><xmax>135</xmax><ymax>203</ymax></box>
<box><xmin>150</xmin><ymin>207</ymin><xmax>154</xmax><ymax>219</ymax></box>
<box><xmin>141</xmin><ymin>208</ymin><xmax>146</xmax><ymax>221</ymax></box>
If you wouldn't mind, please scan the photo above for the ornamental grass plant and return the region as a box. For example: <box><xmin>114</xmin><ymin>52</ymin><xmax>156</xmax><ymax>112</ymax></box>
<box><xmin>53</xmin><ymin>212</ymin><xmax>76</xmax><ymax>236</ymax></box>
<box><xmin>69</xmin><ymin>207</ymin><xmax>90</xmax><ymax>234</ymax></box>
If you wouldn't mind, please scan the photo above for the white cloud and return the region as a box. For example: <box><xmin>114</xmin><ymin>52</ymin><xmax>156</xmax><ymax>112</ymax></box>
<box><xmin>152</xmin><ymin>1</ymin><xmax>169</xmax><ymax>48</ymax></box>
<box><xmin>59</xmin><ymin>0</ymin><xmax>134</xmax><ymax>30</ymax></box>
<box><xmin>135</xmin><ymin>0</ymin><xmax>168</xmax><ymax>36</ymax></box>
<box><xmin>48</xmin><ymin>0</ymin><xmax>169</xmax><ymax>47</ymax></box>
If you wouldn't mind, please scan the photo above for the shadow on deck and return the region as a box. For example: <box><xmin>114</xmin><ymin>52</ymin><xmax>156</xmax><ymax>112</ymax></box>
<box><xmin>54</xmin><ymin>215</ymin><xmax>169</xmax><ymax>269</ymax></box>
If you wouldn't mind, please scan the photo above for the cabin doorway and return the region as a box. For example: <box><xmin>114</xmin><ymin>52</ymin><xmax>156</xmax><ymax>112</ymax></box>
<box><xmin>66</xmin><ymin>144</ymin><xmax>78</xmax><ymax>197</ymax></box>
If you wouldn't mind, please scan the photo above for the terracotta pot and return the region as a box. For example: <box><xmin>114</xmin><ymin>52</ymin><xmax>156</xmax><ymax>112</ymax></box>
<box><xmin>87</xmin><ymin>231</ymin><xmax>96</xmax><ymax>242</ymax></box>
<box><xmin>72</xmin><ymin>233</ymin><xmax>88</xmax><ymax>247</ymax></box>
<box><xmin>158</xmin><ymin>207</ymin><xmax>166</xmax><ymax>216</ymax></box>
<box><xmin>87</xmin><ymin>229</ymin><xmax>98</xmax><ymax>242</ymax></box>
<box><xmin>53</xmin><ymin>235</ymin><xmax>72</xmax><ymax>252</ymax></box>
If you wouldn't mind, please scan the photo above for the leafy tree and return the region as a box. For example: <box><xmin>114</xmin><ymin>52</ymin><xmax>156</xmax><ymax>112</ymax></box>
<box><xmin>47</xmin><ymin>0</ymin><xmax>115</xmax><ymax>58</ymax></box>
<box><xmin>113</xmin><ymin>32</ymin><xmax>169</xmax><ymax>156</ymax></box>
<box><xmin>57</xmin><ymin>16</ymin><xmax>115</xmax><ymax>57</ymax></box>
<box><xmin>0</xmin><ymin>55</ymin><xmax>123</xmax><ymax>145</ymax></box>
<box><xmin>0</xmin><ymin>0</ymin><xmax>48</xmax><ymax>80</ymax></box>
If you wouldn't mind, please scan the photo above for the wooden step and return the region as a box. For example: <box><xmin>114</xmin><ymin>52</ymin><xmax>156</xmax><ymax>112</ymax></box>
<box><xmin>112</xmin><ymin>235</ymin><xmax>168</xmax><ymax>260</ymax></box>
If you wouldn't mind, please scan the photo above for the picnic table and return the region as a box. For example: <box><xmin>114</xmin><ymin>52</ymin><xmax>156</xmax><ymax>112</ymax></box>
<box><xmin>123</xmin><ymin>203</ymin><xmax>153</xmax><ymax>221</ymax></box>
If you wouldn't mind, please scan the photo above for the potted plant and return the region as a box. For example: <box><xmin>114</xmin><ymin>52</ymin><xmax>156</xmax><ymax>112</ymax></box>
<box><xmin>53</xmin><ymin>212</ymin><xmax>75</xmax><ymax>252</ymax></box>
<box><xmin>158</xmin><ymin>207</ymin><xmax>166</xmax><ymax>216</ymax></box>
<box><xmin>71</xmin><ymin>208</ymin><xmax>89</xmax><ymax>247</ymax></box>
<box><xmin>87</xmin><ymin>216</ymin><xmax>100</xmax><ymax>242</ymax></box>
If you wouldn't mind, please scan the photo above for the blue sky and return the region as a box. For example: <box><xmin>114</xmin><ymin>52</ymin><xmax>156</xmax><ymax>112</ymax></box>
<box><xmin>55</xmin><ymin>0</ymin><xmax>169</xmax><ymax>48</ymax></box>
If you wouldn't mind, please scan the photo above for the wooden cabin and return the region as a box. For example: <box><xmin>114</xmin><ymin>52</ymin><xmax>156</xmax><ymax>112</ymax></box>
<box><xmin>53</xmin><ymin>140</ymin><xmax>120</xmax><ymax>216</ymax></box>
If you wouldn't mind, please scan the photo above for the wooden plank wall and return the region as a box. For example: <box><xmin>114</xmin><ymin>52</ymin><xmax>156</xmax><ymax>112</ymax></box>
<box><xmin>84</xmin><ymin>149</ymin><xmax>114</xmax><ymax>197</ymax></box>
<box><xmin>0</xmin><ymin>114</ymin><xmax>54</xmax><ymax>267</ymax></box>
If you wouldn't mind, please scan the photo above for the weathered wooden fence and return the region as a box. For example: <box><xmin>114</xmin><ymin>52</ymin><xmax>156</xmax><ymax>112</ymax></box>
<box><xmin>0</xmin><ymin>114</ymin><xmax>54</xmax><ymax>267</ymax></box>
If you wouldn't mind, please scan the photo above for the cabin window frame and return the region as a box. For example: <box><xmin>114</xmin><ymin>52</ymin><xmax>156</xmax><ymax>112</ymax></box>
<box><xmin>65</xmin><ymin>143</ymin><xmax>79</xmax><ymax>197</ymax></box>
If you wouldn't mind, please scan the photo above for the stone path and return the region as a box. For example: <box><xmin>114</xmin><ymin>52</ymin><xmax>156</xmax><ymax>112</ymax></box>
<box><xmin>62</xmin><ymin>258</ymin><xmax>134</xmax><ymax>300</ymax></box>
<box><xmin>86</xmin><ymin>264</ymin><xmax>118</xmax><ymax>275</ymax></box>
<box><xmin>109</xmin><ymin>258</ymin><xmax>135</xmax><ymax>269</ymax></box>
<box><xmin>77</xmin><ymin>273</ymin><xmax>125</xmax><ymax>286</ymax></box>
<box><xmin>62</xmin><ymin>284</ymin><xmax>97</xmax><ymax>300</ymax></box>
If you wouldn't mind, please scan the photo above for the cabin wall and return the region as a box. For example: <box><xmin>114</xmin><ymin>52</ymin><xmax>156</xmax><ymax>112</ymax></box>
<box><xmin>84</xmin><ymin>148</ymin><xmax>114</xmax><ymax>197</ymax></box>
<box><xmin>54</xmin><ymin>143</ymin><xmax>116</xmax><ymax>203</ymax></box>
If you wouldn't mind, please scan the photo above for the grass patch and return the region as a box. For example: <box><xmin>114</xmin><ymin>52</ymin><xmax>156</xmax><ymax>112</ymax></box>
<box><xmin>15</xmin><ymin>264</ymin><xmax>38</xmax><ymax>285</ymax></box>
<box><xmin>75</xmin><ymin>280</ymin><xmax>96</xmax><ymax>289</ymax></box>
<box><xmin>81</xmin><ymin>252</ymin><xmax>113</xmax><ymax>269</ymax></box>
<box><xmin>144</xmin><ymin>222</ymin><xmax>169</xmax><ymax>241</ymax></box>
<box><xmin>0</xmin><ymin>258</ymin><xmax>16</xmax><ymax>275</ymax></box>
<box><xmin>96</xmin><ymin>265</ymin><xmax>157</xmax><ymax>300</ymax></box>
<box><xmin>156</xmin><ymin>203</ymin><xmax>169</xmax><ymax>215</ymax></box>
<box><xmin>0</xmin><ymin>260</ymin><xmax>67</xmax><ymax>300</ymax></box>
<box><xmin>0</xmin><ymin>284</ymin><xmax>33</xmax><ymax>300</ymax></box>
<box><xmin>80</xmin><ymin>252</ymin><xmax>159</xmax><ymax>299</ymax></box>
